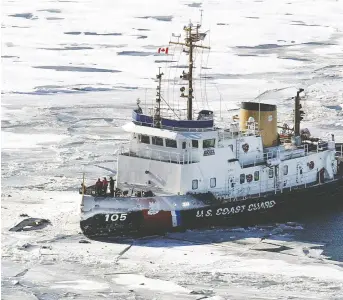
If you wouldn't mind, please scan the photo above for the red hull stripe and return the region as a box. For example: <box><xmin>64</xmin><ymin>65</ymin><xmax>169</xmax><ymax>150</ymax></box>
<box><xmin>142</xmin><ymin>210</ymin><xmax>172</xmax><ymax>229</ymax></box>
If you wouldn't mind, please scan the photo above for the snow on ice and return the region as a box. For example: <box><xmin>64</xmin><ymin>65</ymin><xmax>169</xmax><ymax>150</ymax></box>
<box><xmin>1</xmin><ymin>0</ymin><xmax>343</xmax><ymax>299</ymax></box>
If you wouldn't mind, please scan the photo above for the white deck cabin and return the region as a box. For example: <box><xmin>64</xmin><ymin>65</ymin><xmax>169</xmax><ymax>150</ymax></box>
<box><xmin>116</xmin><ymin>119</ymin><xmax>338</xmax><ymax>199</ymax></box>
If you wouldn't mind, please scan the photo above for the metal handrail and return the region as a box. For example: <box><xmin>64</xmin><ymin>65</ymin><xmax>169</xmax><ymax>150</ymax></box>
<box><xmin>239</xmin><ymin>144</ymin><xmax>309</xmax><ymax>168</ymax></box>
<box><xmin>120</xmin><ymin>146</ymin><xmax>199</xmax><ymax>164</ymax></box>
<box><xmin>132</xmin><ymin>121</ymin><xmax>214</xmax><ymax>132</ymax></box>
<box><xmin>147</xmin><ymin>107</ymin><xmax>189</xmax><ymax>119</ymax></box>
<box><xmin>336</xmin><ymin>144</ymin><xmax>343</xmax><ymax>157</ymax></box>
<box><xmin>205</xmin><ymin>169</ymin><xmax>332</xmax><ymax>201</ymax></box>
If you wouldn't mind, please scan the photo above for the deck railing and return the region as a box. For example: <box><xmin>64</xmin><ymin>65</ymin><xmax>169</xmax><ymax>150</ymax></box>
<box><xmin>147</xmin><ymin>107</ymin><xmax>190</xmax><ymax>120</ymax></box>
<box><xmin>120</xmin><ymin>146</ymin><xmax>199</xmax><ymax>165</ymax></box>
<box><xmin>207</xmin><ymin>169</ymin><xmax>336</xmax><ymax>202</ymax></box>
<box><xmin>132</xmin><ymin>120</ymin><xmax>214</xmax><ymax>132</ymax></box>
<box><xmin>238</xmin><ymin>144</ymin><xmax>309</xmax><ymax>168</ymax></box>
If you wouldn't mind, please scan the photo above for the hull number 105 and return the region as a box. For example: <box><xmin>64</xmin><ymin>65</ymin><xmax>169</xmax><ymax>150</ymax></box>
<box><xmin>105</xmin><ymin>213</ymin><xmax>127</xmax><ymax>222</ymax></box>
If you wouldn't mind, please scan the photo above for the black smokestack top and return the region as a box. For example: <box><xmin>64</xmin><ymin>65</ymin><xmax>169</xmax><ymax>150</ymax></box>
<box><xmin>241</xmin><ymin>102</ymin><xmax>276</xmax><ymax>112</ymax></box>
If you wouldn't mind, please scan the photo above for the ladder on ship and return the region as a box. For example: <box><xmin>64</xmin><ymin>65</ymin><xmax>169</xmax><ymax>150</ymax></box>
<box><xmin>236</xmin><ymin>140</ymin><xmax>240</xmax><ymax>163</ymax></box>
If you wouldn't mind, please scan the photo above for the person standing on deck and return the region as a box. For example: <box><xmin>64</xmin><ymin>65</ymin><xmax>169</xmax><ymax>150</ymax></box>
<box><xmin>102</xmin><ymin>177</ymin><xmax>108</xmax><ymax>195</ymax></box>
<box><xmin>80</xmin><ymin>183</ymin><xmax>86</xmax><ymax>194</ymax></box>
<box><xmin>95</xmin><ymin>178</ymin><xmax>102</xmax><ymax>195</ymax></box>
<box><xmin>109</xmin><ymin>177</ymin><xmax>115</xmax><ymax>197</ymax></box>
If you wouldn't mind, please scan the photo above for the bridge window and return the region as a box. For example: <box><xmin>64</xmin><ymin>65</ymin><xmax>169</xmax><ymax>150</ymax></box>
<box><xmin>165</xmin><ymin>139</ymin><xmax>177</xmax><ymax>148</ymax></box>
<box><xmin>192</xmin><ymin>179</ymin><xmax>198</xmax><ymax>190</ymax></box>
<box><xmin>254</xmin><ymin>171</ymin><xmax>259</xmax><ymax>181</ymax></box>
<box><xmin>210</xmin><ymin>177</ymin><xmax>216</xmax><ymax>188</ymax></box>
<box><xmin>283</xmin><ymin>165</ymin><xmax>288</xmax><ymax>175</ymax></box>
<box><xmin>203</xmin><ymin>138</ymin><xmax>215</xmax><ymax>148</ymax></box>
<box><xmin>240</xmin><ymin>174</ymin><xmax>245</xmax><ymax>184</ymax></box>
<box><xmin>182</xmin><ymin>141</ymin><xmax>187</xmax><ymax>149</ymax></box>
<box><xmin>192</xmin><ymin>140</ymin><xmax>199</xmax><ymax>148</ymax></box>
<box><xmin>140</xmin><ymin>134</ymin><xmax>150</xmax><ymax>144</ymax></box>
<box><xmin>152</xmin><ymin>136</ymin><xmax>163</xmax><ymax>146</ymax></box>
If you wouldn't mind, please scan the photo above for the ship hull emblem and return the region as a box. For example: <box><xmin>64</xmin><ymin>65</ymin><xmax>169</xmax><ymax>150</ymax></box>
<box><xmin>242</xmin><ymin>143</ymin><xmax>249</xmax><ymax>153</ymax></box>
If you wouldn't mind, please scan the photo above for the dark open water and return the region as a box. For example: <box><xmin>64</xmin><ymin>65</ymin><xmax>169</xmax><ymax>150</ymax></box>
<box><xmin>293</xmin><ymin>210</ymin><xmax>343</xmax><ymax>262</ymax></box>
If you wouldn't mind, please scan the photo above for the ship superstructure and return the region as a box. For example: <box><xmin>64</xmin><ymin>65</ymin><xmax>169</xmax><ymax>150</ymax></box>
<box><xmin>79</xmin><ymin>20</ymin><xmax>343</xmax><ymax>238</ymax></box>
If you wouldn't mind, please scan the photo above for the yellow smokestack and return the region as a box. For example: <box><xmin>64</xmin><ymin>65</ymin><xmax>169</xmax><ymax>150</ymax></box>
<box><xmin>240</xmin><ymin>102</ymin><xmax>277</xmax><ymax>147</ymax></box>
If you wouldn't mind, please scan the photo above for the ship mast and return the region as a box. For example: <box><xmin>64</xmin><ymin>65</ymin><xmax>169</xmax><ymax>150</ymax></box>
<box><xmin>170</xmin><ymin>21</ymin><xmax>210</xmax><ymax>120</ymax></box>
<box><xmin>154</xmin><ymin>67</ymin><xmax>163</xmax><ymax>128</ymax></box>
<box><xmin>294</xmin><ymin>88</ymin><xmax>304</xmax><ymax>137</ymax></box>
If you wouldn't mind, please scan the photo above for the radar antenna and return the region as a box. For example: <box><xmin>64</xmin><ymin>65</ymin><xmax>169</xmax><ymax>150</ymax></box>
<box><xmin>154</xmin><ymin>67</ymin><xmax>164</xmax><ymax>128</ymax></box>
<box><xmin>169</xmin><ymin>16</ymin><xmax>210</xmax><ymax>120</ymax></box>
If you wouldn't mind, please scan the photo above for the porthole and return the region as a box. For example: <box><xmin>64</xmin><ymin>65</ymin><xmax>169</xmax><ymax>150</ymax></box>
<box><xmin>254</xmin><ymin>171</ymin><xmax>259</xmax><ymax>181</ymax></box>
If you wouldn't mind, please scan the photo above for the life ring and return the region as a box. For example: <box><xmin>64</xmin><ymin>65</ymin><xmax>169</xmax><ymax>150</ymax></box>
<box><xmin>246</xmin><ymin>174</ymin><xmax>253</xmax><ymax>183</ymax></box>
<box><xmin>308</xmin><ymin>161</ymin><xmax>314</xmax><ymax>170</ymax></box>
<box><xmin>242</xmin><ymin>143</ymin><xmax>249</xmax><ymax>153</ymax></box>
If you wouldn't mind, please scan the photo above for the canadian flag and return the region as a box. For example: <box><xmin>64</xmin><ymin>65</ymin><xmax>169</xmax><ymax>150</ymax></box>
<box><xmin>158</xmin><ymin>47</ymin><xmax>169</xmax><ymax>54</ymax></box>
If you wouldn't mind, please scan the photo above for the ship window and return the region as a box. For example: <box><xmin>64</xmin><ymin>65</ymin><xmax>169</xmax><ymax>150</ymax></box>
<box><xmin>165</xmin><ymin>139</ymin><xmax>177</xmax><ymax>148</ymax></box>
<box><xmin>269</xmin><ymin>168</ymin><xmax>274</xmax><ymax>178</ymax></box>
<box><xmin>283</xmin><ymin>165</ymin><xmax>288</xmax><ymax>175</ymax></box>
<box><xmin>182</xmin><ymin>141</ymin><xmax>187</xmax><ymax>149</ymax></box>
<box><xmin>210</xmin><ymin>178</ymin><xmax>216</xmax><ymax>188</ymax></box>
<box><xmin>203</xmin><ymin>138</ymin><xmax>215</xmax><ymax>148</ymax></box>
<box><xmin>192</xmin><ymin>140</ymin><xmax>199</xmax><ymax>148</ymax></box>
<box><xmin>240</xmin><ymin>174</ymin><xmax>245</xmax><ymax>184</ymax></box>
<box><xmin>152</xmin><ymin>136</ymin><xmax>163</xmax><ymax>146</ymax></box>
<box><xmin>140</xmin><ymin>134</ymin><xmax>150</xmax><ymax>144</ymax></box>
<box><xmin>254</xmin><ymin>171</ymin><xmax>259</xmax><ymax>181</ymax></box>
<box><xmin>192</xmin><ymin>179</ymin><xmax>198</xmax><ymax>190</ymax></box>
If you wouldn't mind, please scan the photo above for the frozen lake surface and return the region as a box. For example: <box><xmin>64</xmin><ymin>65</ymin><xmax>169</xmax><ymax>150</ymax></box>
<box><xmin>2</xmin><ymin>0</ymin><xmax>343</xmax><ymax>299</ymax></box>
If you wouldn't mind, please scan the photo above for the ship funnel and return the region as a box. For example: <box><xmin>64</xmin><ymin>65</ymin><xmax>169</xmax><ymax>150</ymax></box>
<box><xmin>240</xmin><ymin>102</ymin><xmax>277</xmax><ymax>147</ymax></box>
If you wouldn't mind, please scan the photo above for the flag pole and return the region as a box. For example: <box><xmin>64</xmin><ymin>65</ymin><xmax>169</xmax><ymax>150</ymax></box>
<box><xmin>82</xmin><ymin>172</ymin><xmax>85</xmax><ymax>201</ymax></box>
